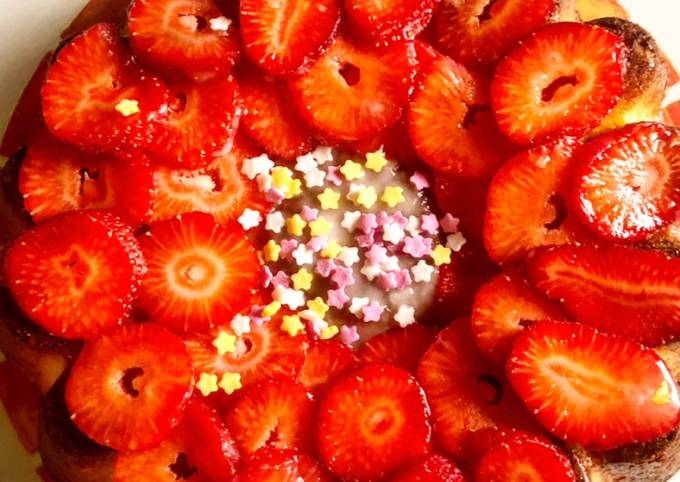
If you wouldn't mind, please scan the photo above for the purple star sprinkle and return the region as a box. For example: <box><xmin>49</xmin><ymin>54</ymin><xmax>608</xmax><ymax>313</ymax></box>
<box><xmin>376</xmin><ymin>272</ymin><xmax>398</xmax><ymax>291</ymax></box>
<box><xmin>358</xmin><ymin>213</ymin><xmax>378</xmax><ymax>234</ymax></box>
<box><xmin>395</xmin><ymin>269</ymin><xmax>413</xmax><ymax>290</ymax></box>
<box><xmin>279</xmin><ymin>239</ymin><xmax>299</xmax><ymax>259</ymax></box>
<box><xmin>327</xmin><ymin>288</ymin><xmax>349</xmax><ymax>309</ymax></box>
<box><xmin>261</xmin><ymin>265</ymin><xmax>273</xmax><ymax>288</ymax></box>
<box><xmin>265</xmin><ymin>188</ymin><xmax>285</xmax><ymax>204</ymax></box>
<box><xmin>271</xmin><ymin>271</ymin><xmax>291</xmax><ymax>289</ymax></box>
<box><xmin>365</xmin><ymin>244</ymin><xmax>388</xmax><ymax>265</ymax></box>
<box><xmin>300</xmin><ymin>206</ymin><xmax>319</xmax><ymax>222</ymax></box>
<box><xmin>403</xmin><ymin>235</ymin><xmax>433</xmax><ymax>258</ymax></box>
<box><xmin>410</xmin><ymin>171</ymin><xmax>430</xmax><ymax>191</ymax></box>
<box><xmin>307</xmin><ymin>236</ymin><xmax>328</xmax><ymax>252</ymax></box>
<box><xmin>340</xmin><ymin>325</ymin><xmax>360</xmax><ymax>345</ymax></box>
<box><xmin>421</xmin><ymin>214</ymin><xmax>439</xmax><ymax>235</ymax></box>
<box><xmin>362</xmin><ymin>301</ymin><xmax>384</xmax><ymax>322</ymax></box>
<box><xmin>440</xmin><ymin>213</ymin><xmax>460</xmax><ymax>233</ymax></box>
<box><xmin>331</xmin><ymin>265</ymin><xmax>355</xmax><ymax>289</ymax></box>
<box><xmin>326</xmin><ymin>165</ymin><xmax>343</xmax><ymax>186</ymax></box>
<box><xmin>316</xmin><ymin>258</ymin><xmax>337</xmax><ymax>278</ymax></box>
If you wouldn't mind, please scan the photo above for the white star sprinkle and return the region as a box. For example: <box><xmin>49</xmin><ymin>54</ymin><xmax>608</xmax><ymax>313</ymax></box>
<box><xmin>265</xmin><ymin>211</ymin><xmax>285</xmax><ymax>233</ymax></box>
<box><xmin>406</xmin><ymin>215</ymin><xmax>421</xmax><ymax>236</ymax></box>
<box><xmin>292</xmin><ymin>244</ymin><xmax>314</xmax><ymax>266</ymax></box>
<box><xmin>360</xmin><ymin>262</ymin><xmax>382</xmax><ymax>281</ymax></box>
<box><xmin>337</xmin><ymin>247</ymin><xmax>360</xmax><ymax>267</ymax></box>
<box><xmin>381</xmin><ymin>256</ymin><xmax>400</xmax><ymax>272</ymax></box>
<box><xmin>209</xmin><ymin>16</ymin><xmax>232</xmax><ymax>31</ymax></box>
<box><xmin>273</xmin><ymin>286</ymin><xmax>306</xmax><ymax>309</ymax></box>
<box><xmin>295</xmin><ymin>153</ymin><xmax>318</xmax><ymax>173</ymax></box>
<box><xmin>300</xmin><ymin>311</ymin><xmax>328</xmax><ymax>336</ymax></box>
<box><xmin>312</xmin><ymin>146</ymin><xmax>333</xmax><ymax>164</ymax></box>
<box><xmin>241</xmin><ymin>154</ymin><xmax>273</xmax><ymax>180</ymax></box>
<box><xmin>230</xmin><ymin>314</ymin><xmax>251</xmax><ymax>336</ymax></box>
<box><xmin>304</xmin><ymin>168</ymin><xmax>326</xmax><ymax>188</ymax></box>
<box><xmin>341</xmin><ymin>211</ymin><xmax>362</xmax><ymax>232</ymax></box>
<box><xmin>238</xmin><ymin>209</ymin><xmax>262</xmax><ymax>230</ymax></box>
<box><xmin>349</xmin><ymin>297</ymin><xmax>370</xmax><ymax>315</ymax></box>
<box><xmin>256</xmin><ymin>172</ymin><xmax>272</xmax><ymax>192</ymax></box>
<box><xmin>411</xmin><ymin>260</ymin><xmax>435</xmax><ymax>283</ymax></box>
<box><xmin>382</xmin><ymin>222</ymin><xmax>405</xmax><ymax>244</ymax></box>
<box><xmin>394</xmin><ymin>305</ymin><xmax>416</xmax><ymax>327</ymax></box>
<box><xmin>446</xmin><ymin>232</ymin><xmax>467</xmax><ymax>252</ymax></box>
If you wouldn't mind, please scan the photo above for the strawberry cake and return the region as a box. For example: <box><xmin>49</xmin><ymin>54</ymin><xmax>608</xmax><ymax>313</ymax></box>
<box><xmin>1</xmin><ymin>0</ymin><xmax>680</xmax><ymax>481</ymax></box>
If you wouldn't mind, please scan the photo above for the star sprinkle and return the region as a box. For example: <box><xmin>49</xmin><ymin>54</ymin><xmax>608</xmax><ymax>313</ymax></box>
<box><xmin>285</xmin><ymin>178</ymin><xmax>302</xmax><ymax>198</ymax></box>
<box><xmin>287</xmin><ymin>214</ymin><xmax>307</xmax><ymax>236</ymax></box>
<box><xmin>308</xmin><ymin>236</ymin><xmax>328</xmax><ymax>252</ymax></box>
<box><xmin>349</xmin><ymin>297</ymin><xmax>370</xmax><ymax>315</ymax></box>
<box><xmin>340</xmin><ymin>160</ymin><xmax>365</xmax><ymax>180</ymax></box>
<box><xmin>316</xmin><ymin>259</ymin><xmax>337</xmax><ymax>278</ymax></box>
<box><xmin>381</xmin><ymin>255</ymin><xmax>400</xmax><ymax>272</ymax></box>
<box><xmin>394</xmin><ymin>305</ymin><xmax>416</xmax><ymax>327</ymax></box>
<box><xmin>271</xmin><ymin>271</ymin><xmax>291</xmax><ymax>289</ymax></box>
<box><xmin>362</xmin><ymin>301</ymin><xmax>385</xmax><ymax>322</ymax></box>
<box><xmin>304</xmin><ymin>168</ymin><xmax>326</xmax><ymax>188</ymax></box>
<box><xmin>409</xmin><ymin>171</ymin><xmax>430</xmax><ymax>190</ymax></box>
<box><xmin>209</xmin><ymin>16</ymin><xmax>232</xmax><ymax>31</ymax></box>
<box><xmin>331</xmin><ymin>266</ymin><xmax>354</xmax><ymax>289</ymax></box>
<box><xmin>326</xmin><ymin>165</ymin><xmax>343</xmax><ymax>186</ymax></box>
<box><xmin>279</xmin><ymin>239</ymin><xmax>299</xmax><ymax>259</ymax></box>
<box><xmin>406</xmin><ymin>215</ymin><xmax>421</xmax><ymax>236</ymax></box>
<box><xmin>342</xmin><ymin>211</ymin><xmax>361</xmax><ymax>231</ymax></box>
<box><xmin>256</xmin><ymin>172</ymin><xmax>272</xmax><ymax>192</ymax></box>
<box><xmin>262</xmin><ymin>301</ymin><xmax>282</xmax><ymax>317</ymax></box>
<box><xmin>421</xmin><ymin>214</ymin><xmax>440</xmax><ymax>235</ymax></box>
<box><xmin>265</xmin><ymin>211</ymin><xmax>285</xmax><ymax>233</ymax></box>
<box><xmin>402</xmin><ymin>235</ymin><xmax>432</xmax><ymax>258</ymax></box>
<box><xmin>273</xmin><ymin>286</ymin><xmax>305</xmax><ymax>309</ymax></box>
<box><xmin>431</xmin><ymin>245</ymin><xmax>452</xmax><ymax>266</ymax></box>
<box><xmin>307</xmin><ymin>297</ymin><xmax>329</xmax><ymax>318</ymax></box>
<box><xmin>340</xmin><ymin>325</ymin><xmax>360</xmax><ymax>345</ymax></box>
<box><xmin>327</xmin><ymin>288</ymin><xmax>349</xmax><ymax>309</ymax></box>
<box><xmin>115</xmin><ymin>99</ymin><xmax>140</xmax><ymax>117</ymax></box>
<box><xmin>230</xmin><ymin>314</ymin><xmax>251</xmax><ymax>336</ymax></box>
<box><xmin>300</xmin><ymin>206</ymin><xmax>319</xmax><ymax>222</ymax></box>
<box><xmin>309</xmin><ymin>216</ymin><xmax>332</xmax><ymax>236</ymax></box>
<box><xmin>321</xmin><ymin>240</ymin><xmax>343</xmax><ymax>259</ymax></box>
<box><xmin>446</xmin><ymin>232</ymin><xmax>467</xmax><ymax>252</ymax></box>
<box><xmin>295</xmin><ymin>153</ymin><xmax>317</xmax><ymax>173</ymax></box>
<box><xmin>320</xmin><ymin>325</ymin><xmax>339</xmax><ymax>340</ymax></box>
<box><xmin>358</xmin><ymin>213</ymin><xmax>378</xmax><ymax>234</ymax></box>
<box><xmin>337</xmin><ymin>247</ymin><xmax>360</xmax><ymax>267</ymax></box>
<box><xmin>411</xmin><ymin>260</ymin><xmax>435</xmax><ymax>283</ymax></box>
<box><xmin>218</xmin><ymin>373</ymin><xmax>242</xmax><ymax>395</ymax></box>
<box><xmin>238</xmin><ymin>209</ymin><xmax>262</xmax><ymax>230</ymax></box>
<box><xmin>381</xmin><ymin>186</ymin><xmax>405</xmax><ymax>208</ymax></box>
<box><xmin>360</xmin><ymin>262</ymin><xmax>382</xmax><ymax>281</ymax></box>
<box><xmin>440</xmin><ymin>213</ymin><xmax>460</xmax><ymax>233</ymax></box>
<box><xmin>353</xmin><ymin>186</ymin><xmax>377</xmax><ymax>209</ymax></box>
<box><xmin>291</xmin><ymin>268</ymin><xmax>313</xmax><ymax>291</ymax></box>
<box><xmin>242</xmin><ymin>154</ymin><xmax>274</xmax><ymax>180</ymax></box>
<box><xmin>383</xmin><ymin>222</ymin><xmax>405</xmax><ymax>244</ymax></box>
<box><xmin>271</xmin><ymin>166</ymin><xmax>294</xmax><ymax>190</ymax></box>
<box><xmin>281</xmin><ymin>314</ymin><xmax>305</xmax><ymax>336</ymax></box>
<box><xmin>212</xmin><ymin>331</ymin><xmax>237</xmax><ymax>355</ymax></box>
<box><xmin>197</xmin><ymin>373</ymin><xmax>219</xmax><ymax>397</ymax></box>
<box><xmin>264</xmin><ymin>240</ymin><xmax>281</xmax><ymax>262</ymax></box>
<box><xmin>292</xmin><ymin>244</ymin><xmax>314</xmax><ymax>265</ymax></box>
<box><xmin>312</xmin><ymin>145</ymin><xmax>333</xmax><ymax>164</ymax></box>
<box><xmin>365</xmin><ymin>149</ymin><xmax>388</xmax><ymax>173</ymax></box>
<box><xmin>365</xmin><ymin>244</ymin><xmax>388</xmax><ymax>265</ymax></box>
<box><xmin>318</xmin><ymin>188</ymin><xmax>340</xmax><ymax>210</ymax></box>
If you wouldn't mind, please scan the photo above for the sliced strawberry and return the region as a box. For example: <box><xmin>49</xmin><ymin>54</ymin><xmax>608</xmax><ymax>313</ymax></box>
<box><xmin>417</xmin><ymin>318</ymin><xmax>540</xmax><ymax>457</ymax></box>
<box><xmin>65</xmin><ymin>323</ymin><xmax>194</xmax><ymax>451</ymax></box>
<box><xmin>408</xmin><ymin>53</ymin><xmax>514</xmax><ymax>178</ymax></box>
<box><xmin>138</xmin><ymin>212</ymin><xmax>259</xmax><ymax>332</ymax></box>
<box><xmin>42</xmin><ymin>23</ymin><xmax>170</xmax><ymax>154</ymax></box>
<box><xmin>20</xmin><ymin>131</ymin><xmax>153</xmax><ymax>226</ymax></box>
<box><xmin>289</xmin><ymin>37</ymin><xmax>416</xmax><ymax>142</ymax></box>
<box><xmin>238</xmin><ymin>67</ymin><xmax>314</xmax><ymax>160</ymax></box>
<box><xmin>3</xmin><ymin>211</ymin><xmax>144</xmax><ymax>339</ymax></box>
<box><xmin>491</xmin><ymin>22</ymin><xmax>625</xmax><ymax>145</ymax></box>
<box><xmin>357</xmin><ymin>324</ymin><xmax>433</xmax><ymax>373</ymax></box>
<box><xmin>344</xmin><ymin>0</ymin><xmax>440</xmax><ymax>45</ymax></box>
<box><xmin>298</xmin><ymin>340</ymin><xmax>356</xmax><ymax>392</ymax></box>
<box><xmin>434</xmin><ymin>175</ymin><xmax>489</xmax><ymax>242</ymax></box>
<box><xmin>571</xmin><ymin>122</ymin><xmax>680</xmax><ymax>242</ymax></box>
<box><xmin>507</xmin><ymin>320</ymin><xmax>680</xmax><ymax>450</ymax></box>
<box><xmin>390</xmin><ymin>454</ymin><xmax>465</xmax><ymax>482</ymax></box>
<box><xmin>528</xmin><ymin>244</ymin><xmax>680</xmax><ymax>346</ymax></box>
<box><xmin>240</xmin><ymin>0</ymin><xmax>340</xmax><ymax>76</ymax></box>
<box><xmin>234</xmin><ymin>449</ymin><xmax>335</xmax><ymax>482</ymax></box>
<box><xmin>128</xmin><ymin>0</ymin><xmax>241</xmax><ymax>79</ymax></box>
<box><xmin>317</xmin><ymin>363</ymin><xmax>431</xmax><ymax>480</ymax></box>
<box><xmin>61</xmin><ymin>0</ymin><xmax>131</xmax><ymax>37</ymax></box>
<box><xmin>471</xmin><ymin>272</ymin><xmax>568</xmax><ymax>364</ymax></box>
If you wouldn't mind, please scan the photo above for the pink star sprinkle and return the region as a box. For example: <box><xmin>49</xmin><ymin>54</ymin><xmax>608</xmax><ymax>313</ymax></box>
<box><xmin>395</xmin><ymin>269</ymin><xmax>413</xmax><ymax>290</ymax></box>
<box><xmin>316</xmin><ymin>259</ymin><xmax>337</xmax><ymax>278</ymax></box>
<box><xmin>391</xmin><ymin>211</ymin><xmax>408</xmax><ymax>228</ymax></box>
<box><xmin>376</xmin><ymin>211</ymin><xmax>391</xmax><ymax>227</ymax></box>
<box><xmin>307</xmin><ymin>236</ymin><xmax>328</xmax><ymax>252</ymax></box>
<box><xmin>300</xmin><ymin>206</ymin><xmax>319</xmax><ymax>222</ymax></box>
<box><xmin>403</xmin><ymin>235</ymin><xmax>433</xmax><ymax>258</ymax></box>
<box><xmin>261</xmin><ymin>266</ymin><xmax>273</xmax><ymax>288</ymax></box>
<box><xmin>356</xmin><ymin>233</ymin><xmax>375</xmax><ymax>248</ymax></box>
<box><xmin>331</xmin><ymin>266</ymin><xmax>354</xmax><ymax>289</ymax></box>
<box><xmin>376</xmin><ymin>272</ymin><xmax>398</xmax><ymax>291</ymax></box>
<box><xmin>271</xmin><ymin>271</ymin><xmax>291</xmax><ymax>289</ymax></box>
<box><xmin>410</xmin><ymin>172</ymin><xmax>430</xmax><ymax>190</ymax></box>
<box><xmin>265</xmin><ymin>188</ymin><xmax>285</xmax><ymax>204</ymax></box>
<box><xmin>362</xmin><ymin>301</ymin><xmax>384</xmax><ymax>322</ymax></box>
<box><xmin>279</xmin><ymin>239</ymin><xmax>299</xmax><ymax>259</ymax></box>
<box><xmin>327</xmin><ymin>288</ymin><xmax>349</xmax><ymax>309</ymax></box>
<box><xmin>249</xmin><ymin>305</ymin><xmax>266</xmax><ymax>326</ymax></box>
<box><xmin>358</xmin><ymin>213</ymin><xmax>378</xmax><ymax>234</ymax></box>
<box><xmin>365</xmin><ymin>244</ymin><xmax>388</xmax><ymax>265</ymax></box>
<box><xmin>440</xmin><ymin>213</ymin><xmax>460</xmax><ymax>233</ymax></box>
<box><xmin>326</xmin><ymin>165</ymin><xmax>343</xmax><ymax>186</ymax></box>
<box><xmin>421</xmin><ymin>214</ymin><xmax>439</xmax><ymax>235</ymax></box>
<box><xmin>340</xmin><ymin>325</ymin><xmax>360</xmax><ymax>345</ymax></box>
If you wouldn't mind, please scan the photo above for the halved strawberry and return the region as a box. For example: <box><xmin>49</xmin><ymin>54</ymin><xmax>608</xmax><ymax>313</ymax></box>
<box><xmin>483</xmin><ymin>136</ymin><xmax>588</xmax><ymax>264</ymax></box>
<box><xmin>491</xmin><ymin>22</ymin><xmax>625</xmax><ymax>145</ymax></box>
<box><xmin>298</xmin><ymin>340</ymin><xmax>356</xmax><ymax>392</ymax></box>
<box><xmin>434</xmin><ymin>175</ymin><xmax>489</xmax><ymax>242</ymax></box>
<box><xmin>417</xmin><ymin>318</ymin><xmax>539</xmax><ymax>457</ymax></box>
<box><xmin>238</xmin><ymin>67</ymin><xmax>314</xmax><ymax>160</ymax></box>
<box><xmin>571</xmin><ymin>122</ymin><xmax>680</xmax><ymax>242</ymax></box>
<box><xmin>507</xmin><ymin>320</ymin><xmax>680</xmax><ymax>450</ymax></box>
<box><xmin>234</xmin><ymin>449</ymin><xmax>335</xmax><ymax>482</ymax></box>
<box><xmin>344</xmin><ymin>0</ymin><xmax>440</xmax><ymax>45</ymax></box>
<box><xmin>149</xmin><ymin>76</ymin><xmax>241</xmax><ymax>169</ymax></box>
<box><xmin>471</xmin><ymin>273</ymin><xmax>568</xmax><ymax>364</ymax></box>
<box><xmin>3</xmin><ymin>211</ymin><xmax>145</xmax><ymax>339</ymax></box>
<box><xmin>289</xmin><ymin>37</ymin><xmax>416</xmax><ymax>142</ymax></box>
<box><xmin>65</xmin><ymin>323</ymin><xmax>194</xmax><ymax>451</ymax></box>
<box><xmin>240</xmin><ymin>0</ymin><xmax>340</xmax><ymax>76</ymax></box>
<box><xmin>42</xmin><ymin>23</ymin><xmax>170</xmax><ymax>154</ymax></box>
<box><xmin>128</xmin><ymin>0</ymin><xmax>241</xmax><ymax>79</ymax></box>
<box><xmin>408</xmin><ymin>53</ymin><xmax>514</xmax><ymax>178</ymax></box>
<box><xmin>357</xmin><ymin>324</ymin><xmax>433</xmax><ymax>374</ymax></box>
<box><xmin>20</xmin><ymin>131</ymin><xmax>154</xmax><ymax>226</ymax></box>
<box><xmin>528</xmin><ymin>244</ymin><xmax>680</xmax><ymax>346</ymax></box>
<box><xmin>138</xmin><ymin>212</ymin><xmax>259</xmax><ymax>332</ymax></box>
<box><xmin>224</xmin><ymin>378</ymin><xmax>315</xmax><ymax>455</ymax></box>
<box><xmin>390</xmin><ymin>454</ymin><xmax>465</xmax><ymax>482</ymax></box>
<box><xmin>317</xmin><ymin>363</ymin><xmax>431</xmax><ymax>480</ymax></box>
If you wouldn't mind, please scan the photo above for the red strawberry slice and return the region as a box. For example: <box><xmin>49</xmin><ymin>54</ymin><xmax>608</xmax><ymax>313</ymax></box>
<box><xmin>128</xmin><ymin>0</ymin><xmax>241</xmax><ymax>79</ymax></box>
<box><xmin>357</xmin><ymin>324</ymin><xmax>434</xmax><ymax>374</ymax></box>
<box><xmin>234</xmin><ymin>449</ymin><xmax>335</xmax><ymax>482</ymax></box>
<box><xmin>571</xmin><ymin>122</ymin><xmax>680</xmax><ymax>242</ymax></box>
<box><xmin>238</xmin><ymin>67</ymin><xmax>314</xmax><ymax>161</ymax></box>
<box><xmin>138</xmin><ymin>212</ymin><xmax>259</xmax><ymax>333</ymax></box>
<box><xmin>491</xmin><ymin>22</ymin><xmax>625</xmax><ymax>145</ymax></box>
<box><xmin>434</xmin><ymin>175</ymin><xmax>489</xmax><ymax>242</ymax></box>
<box><xmin>483</xmin><ymin>136</ymin><xmax>588</xmax><ymax>264</ymax></box>
<box><xmin>149</xmin><ymin>76</ymin><xmax>241</xmax><ymax>169</ymax></box>
<box><xmin>151</xmin><ymin>134</ymin><xmax>269</xmax><ymax>224</ymax></box>
<box><xmin>528</xmin><ymin>244</ymin><xmax>680</xmax><ymax>346</ymax></box>
<box><xmin>471</xmin><ymin>273</ymin><xmax>568</xmax><ymax>364</ymax></box>
<box><xmin>344</xmin><ymin>0</ymin><xmax>440</xmax><ymax>45</ymax></box>
<box><xmin>390</xmin><ymin>454</ymin><xmax>465</xmax><ymax>482</ymax></box>
<box><xmin>507</xmin><ymin>320</ymin><xmax>680</xmax><ymax>450</ymax></box>
<box><xmin>417</xmin><ymin>318</ymin><xmax>540</xmax><ymax>457</ymax></box>
<box><xmin>42</xmin><ymin>23</ymin><xmax>170</xmax><ymax>154</ymax></box>
<box><xmin>289</xmin><ymin>37</ymin><xmax>416</xmax><ymax>142</ymax></box>
<box><xmin>224</xmin><ymin>378</ymin><xmax>315</xmax><ymax>455</ymax></box>
<box><xmin>3</xmin><ymin>211</ymin><xmax>145</xmax><ymax>339</ymax></box>
<box><xmin>65</xmin><ymin>323</ymin><xmax>194</xmax><ymax>451</ymax></box>
<box><xmin>20</xmin><ymin>131</ymin><xmax>154</xmax><ymax>226</ymax></box>
<box><xmin>408</xmin><ymin>53</ymin><xmax>514</xmax><ymax>178</ymax></box>
<box><xmin>240</xmin><ymin>0</ymin><xmax>340</xmax><ymax>76</ymax></box>
<box><xmin>317</xmin><ymin>363</ymin><xmax>431</xmax><ymax>480</ymax></box>
<box><xmin>298</xmin><ymin>340</ymin><xmax>356</xmax><ymax>392</ymax></box>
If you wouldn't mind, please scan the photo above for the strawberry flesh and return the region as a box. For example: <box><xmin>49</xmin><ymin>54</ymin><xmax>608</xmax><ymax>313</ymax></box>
<box><xmin>357</xmin><ymin>324</ymin><xmax>434</xmax><ymax>374</ymax></box>
<box><xmin>234</xmin><ymin>449</ymin><xmax>335</xmax><ymax>482</ymax></box>
<box><xmin>298</xmin><ymin>340</ymin><xmax>357</xmax><ymax>392</ymax></box>
<box><xmin>389</xmin><ymin>454</ymin><xmax>465</xmax><ymax>482</ymax></box>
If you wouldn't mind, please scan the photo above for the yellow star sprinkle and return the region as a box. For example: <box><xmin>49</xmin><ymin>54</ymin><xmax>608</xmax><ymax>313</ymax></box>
<box><xmin>212</xmin><ymin>331</ymin><xmax>237</xmax><ymax>356</ymax></box>
<box><xmin>340</xmin><ymin>160</ymin><xmax>365</xmax><ymax>180</ymax></box>
<box><xmin>271</xmin><ymin>166</ymin><xmax>294</xmax><ymax>191</ymax></box>
<box><xmin>307</xmin><ymin>297</ymin><xmax>329</xmax><ymax>318</ymax></box>
<box><xmin>291</xmin><ymin>268</ymin><xmax>314</xmax><ymax>291</ymax></box>
<box><xmin>262</xmin><ymin>301</ymin><xmax>282</xmax><ymax>317</ymax></box>
<box><xmin>197</xmin><ymin>373</ymin><xmax>219</xmax><ymax>397</ymax></box>
<box><xmin>355</xmin><ymin>186</ymin><xmax>377</xmax><ymax>209</ymax></box>
<box><xmin>287</xmin><ymin>214</ymin><xmax>307</xmax><ymax>236</ymax></box>
<box><xmin>431</xmin><ymin>245</ymin><xmax>452</xmax><ymax>266</ymax></box>
<box><xmin>263</xmin><ymin>240</ymin><xmax>281</xmax><ymax>262</ymax></box>
<box><xmin>381</xmin><ymin>186</ymin><xmax>405</xmax><ymax>208</ymax></box>
<box><xmin>114</xmin><ymin>99</ymin><xmax>140</xmax><ymax>117</ymax></box>
<box><xmin>281</xmin><ymin>314</ymin><xmax>305</xmax><ymax>336</ymax></box>
<box><xmin>320</xmin><ymin>325</ymin><xmax>339</xmax><ymax>340</ymax></box>
<box><xmin>365</xmin><ymin>149</ymin><xmax>388</xmax><ymax>173</ymax></box>
<box><xmin>218</xmin><ymin>372</ymin><xmax>242</xmax><ymax>395</ymax></box>
<box><xmin>285</xmin><ymin>178</ymin><xmax>302</xmax><ymax>199</ymax></box>
<box><xmin>317</xmin><ymin>188</ymin><xmax>341</xmax><ymax>210</ymax></box>
<box><xmin>321</xmin><ymin>240</ymin><xmax>342</xmax><ymax>259</ymax></box>
<box><xmin>309</xmin><ymin>216</ymin><xmax>332</xmax><ymax>236</ymax></box>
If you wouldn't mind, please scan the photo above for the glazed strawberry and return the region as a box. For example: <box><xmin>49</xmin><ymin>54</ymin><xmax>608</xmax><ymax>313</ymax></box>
<box><xmin>317</xmin><ymin>363</ymin><xmax>431</xmax><ymax>480</ymax></box>
<box><xmin>528</xmin><ymin>244</ymin><xmax>680</xmax><ymax>346</ymax></box>
<box><xmin>408</xmin><ymin>54</ymin><xmax>514</xmax><ymax>178</ymax></box>
<box><xmin>234</xmin><ymin>449</ymin><xmax>335</xmax><ymax>482</ymax></box>
<box><xmin>471</xmin><ymin>273</ymin><xmax>568</xmax><ymax>364</ymax></box>
<box><xmin>390</xmin><ymin>454</ymin><xmax>465</xmax><ymax>482</ymax></box>
<box><xmin>20</xmin><ymin>131</ymin><xmax>154</xmax><ymax>226</ymax></box>
<box><xmin>484</xmin><ymin>136</ymin><xmax>587</xmax><ymax>264</ymax></box>
<box><xmin>417</xmin><ymin>319</ymin><xmax>539</xmax><ymax>457</ymax></box>
<box><xmin>357</xmin><ymin>324</ymin><xmax>433</xmax><ymax>373</ymax></box>
<box><xmin>298</xmin><ymin>340</ymin><xmax>356</xmax><ymax>392</ymax></box>
<box><xmin>289</xmin><ymin>37</ymin><xmax>416</xmax><ymax>142</ymax></box>
<box><xmin>571</xmin><ymin>122</ymin><xmax>680</xmax><ymax>242</ymax></box>
<box><xmin>42</xmin><ymin>23</ymin><xmax>169</xmax><ymax>154</ymax></box>
<box><xmin>240</xmin><ymin>0</ymin><xmax>340</xmax><ymax>76</ymax></box>
<box><xmin>128</xmin><ymin>0</ymin><xmax>241</xmax><ymax>79</ymax></box>
<box><xmin>149</xmin><ymin>76</ymin><xmax>241</xmax><ymax>169</ymax></box>
<box><xmin>138</xmin><ymin>212</ymin><xmax>259</xmax><ymax>332</ymax></box>
<box><xmin>238</xmin><ymin>67</ymin><xmax>314</xmax><ymax>161</ymax></box>
<box><xmin>507</xmin><ymin>320</ymin><xmax>680</xmax><ymax>450</ymax></box>
<box><xmin>3</xmin><ymin>211</ymin><xmax>145</xmax><ymax>339</ymax></box>
<box><xmin>65</xmin><ymin>323</ymin><xmax>194</xmax><ymax>451</ymax></box>
<box><xmin>151</xmin><ymin>134</ymin><xmax>269</xmax><ymax>224</ymax></box>
<box><xmin>491</xmin><ymin>22</ymin><xmax>625</xmax><ymax>145</ymax></box>
<box><xmin>224</xmin><ymin>378</ymin><xmax>315</xmax><ymax>455</ymax></box>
